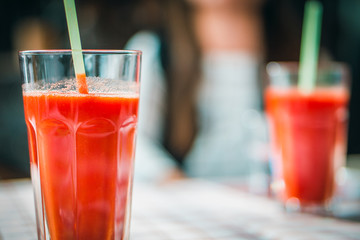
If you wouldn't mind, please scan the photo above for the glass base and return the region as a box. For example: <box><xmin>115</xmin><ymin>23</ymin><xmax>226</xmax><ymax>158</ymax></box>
<box><xmin>282</xmin><ymin>197</ymin><xmax>333</xmax><ymax>216</ymax></box>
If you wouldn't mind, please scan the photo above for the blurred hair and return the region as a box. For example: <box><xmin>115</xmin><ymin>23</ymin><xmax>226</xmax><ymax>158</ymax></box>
<box><xmin>263</xmin><ymin>0</ymin><xmax>302</xmax><ymax>61</ymax></box>
<box><xmin>161</xmin><ymin>0</ymin><xmax>201</xmax><ymax>166</ymax></box>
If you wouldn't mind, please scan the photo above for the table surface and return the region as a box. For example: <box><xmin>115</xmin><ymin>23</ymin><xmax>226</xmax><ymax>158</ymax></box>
<box><xmin>0</xmin><ymin>179</ymin><xmax>359</xmax><ymax>240</ymax></box>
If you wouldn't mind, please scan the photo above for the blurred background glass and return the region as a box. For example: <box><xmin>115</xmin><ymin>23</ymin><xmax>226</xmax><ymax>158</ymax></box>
<box><xmin>1</xmin><ymin>0</ymin><xmax>360</xmax><ymax>181</ymax></box>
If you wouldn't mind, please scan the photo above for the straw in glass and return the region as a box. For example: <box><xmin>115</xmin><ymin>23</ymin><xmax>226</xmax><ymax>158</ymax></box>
<box><xmin>63</xmin><ymin>0</ymin><xmax>88</xmax><ymax>94</ymax></box>
<box><xmin>298</xmin><ymin>1</ymin><xmax>323</xmax><ymax>93</ymax></box>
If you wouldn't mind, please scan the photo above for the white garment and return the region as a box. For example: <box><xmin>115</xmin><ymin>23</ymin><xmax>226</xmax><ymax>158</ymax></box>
<box><xmin>184</xmin><ymin>52</ymin><xmax>266</xmax><ymax>178</ymax></box>
<box><xmin>126</xmin><ymin>31</ymin><xmax>267</xmax><ymax>181</ymax></box>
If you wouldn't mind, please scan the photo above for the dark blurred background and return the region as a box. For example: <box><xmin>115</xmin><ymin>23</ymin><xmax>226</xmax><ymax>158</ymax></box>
<box><xmin>0</xmin><ymin>0</ymin><xmax>360</xmax><ymax>178</ymax></box>
<box><xmin>0</xmin><ymin>0</ymin><xmax>142</xmax><ymax>178</ymax></box>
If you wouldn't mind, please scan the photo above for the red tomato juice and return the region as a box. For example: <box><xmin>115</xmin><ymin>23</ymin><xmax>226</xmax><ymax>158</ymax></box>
<box><xmin>265</xmin><ymin>87</ymin><xmax>348</xmax><ymax>205</ymax></box>
<box><xmin>23</xmin><ymin>91</ymin><xmax>139</xmax><ymax>240</ymax></box>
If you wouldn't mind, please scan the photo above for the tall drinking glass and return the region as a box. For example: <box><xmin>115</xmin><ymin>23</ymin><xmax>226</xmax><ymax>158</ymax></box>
<box><xmin>19</xmin><ymin>50</ymin><xmax>142</xmax><ymax>240</ymax></box>
<box><xmin>265</xmin><ymin>62</ymin><xmax>349</xmax><ymax>214</ymax></box>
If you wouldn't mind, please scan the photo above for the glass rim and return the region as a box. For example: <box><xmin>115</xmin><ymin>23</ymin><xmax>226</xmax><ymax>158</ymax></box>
<box><xmin>19</xmin><ymin>49</ymin><xmax>142</xmax><ymax>56</ymax></box>
<box><xmin>265</xmin><ymin>61</ymin><xmax>350</xmax><ymax>88</ymax></box>
<box><xmin>266</xmin><ymin>61</ymin><xmax>348</xmax><ymax>73</ymax></box>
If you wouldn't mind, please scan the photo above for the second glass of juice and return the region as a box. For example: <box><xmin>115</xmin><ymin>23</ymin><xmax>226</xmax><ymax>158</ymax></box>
<box><xmin>19</xmin><ymin>50</ymin><xmax>141</xmax><ymax>240</ymax></box>
<box><xmin>265</xmin><ymin>62</ymin><xmax>349</xmax><ymax>214</ymax></box>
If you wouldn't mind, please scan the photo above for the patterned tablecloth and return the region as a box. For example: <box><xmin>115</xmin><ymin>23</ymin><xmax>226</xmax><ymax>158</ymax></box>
<box><xmin>0</xmin><ymin>179</ymin><xmax>359</xmax><ymax>240</ymax></box>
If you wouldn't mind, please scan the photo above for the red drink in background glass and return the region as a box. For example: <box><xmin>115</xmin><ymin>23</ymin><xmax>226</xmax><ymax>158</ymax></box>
<box><xmin>265</xmin><ymin>62</ymin><xmax>349</xmax><ymax>212</ymax></box>
<box><xmin>266</xmin><ymin>88</ymin><xmax>348</xmax><ymax>205</ymax></box>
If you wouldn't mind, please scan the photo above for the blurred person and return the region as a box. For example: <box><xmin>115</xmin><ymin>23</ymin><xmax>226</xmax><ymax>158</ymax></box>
<box><xmin>128</xmin><ymin>0</ymin><xmax>359</xmax><ymax>182</ymax></box>
<box><xmin>127</xmin><ymin>0</ymin><xmax>289</xmax><ymax>182</ymax></box>
<box><xmin>183</xmin><ymin>0</ymin><xmax>266</xmax><ymax>178</ymax></box>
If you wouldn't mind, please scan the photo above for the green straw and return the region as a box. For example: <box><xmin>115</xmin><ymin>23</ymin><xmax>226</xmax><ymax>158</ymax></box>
<box><xmin>63</xmin><ymin>0</ymin><xmax>88</xmax><ymax>94</ymax></box>
<box><xmin>298</xmin><ymin>1</ymin><xmax>323</xmax><ymax>93</ymax></box>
